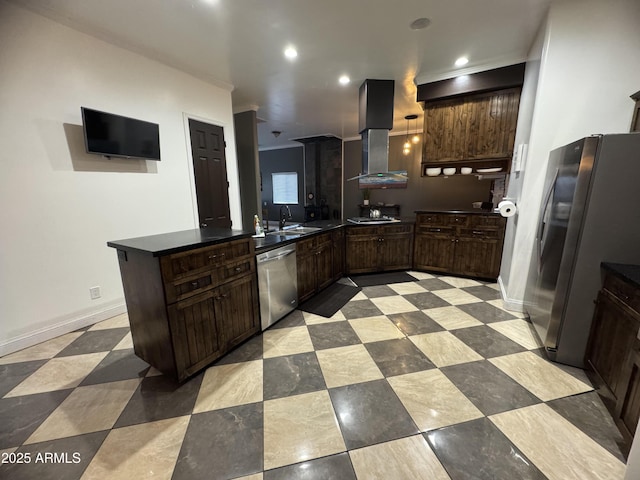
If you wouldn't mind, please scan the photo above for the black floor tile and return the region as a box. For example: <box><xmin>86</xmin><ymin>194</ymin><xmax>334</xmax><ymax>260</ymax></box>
<box><xmin>113</xmin><ymin>373</ymin><xmax>203</xmax><ymax>428</ymax></box>
<box><xmin>457</xmin><ymin>303</ymin><xmax>517</xmax><ymax>323</ymax></box>
<box><xmin>55</xmin><ymin>329</ymin><xmax>130</xmax><ymax>357</ymax></box>
<box><xmin>361</xmin><ymin>285</ymin><xmax>397</xmax><ymax>298</ymax></box>
<box><xmin>441</xmin><ymin>361</ymin><xmax>540</xmax><ymax>415</ymax></box>
<box><xmin>461</xmin><ymin>285</ymin><xmax>503</xmax><ymax>301</ymax></box>
<box><xmin>547</xmin><ymin>391</ymin><xmax>627</xmax><ymax>461</ymax></box>
<box><xmin>329</xmin><ymin>379</ymin><xmax>418</xmax><ymax>449</ymax></box>
<box><xmin>402</xmin><ymin>291</ymin><xmax>451</xmax><ymax>310</ymax></box>
<box><xmin>387</xmin><ymin>311</ymin><xmax>445</xmax><ymax>336</ymax></box>
<box><xmin>214</xmin><ymin>334</ymin><xmax>263</xmax><ymax>366</ymax></box>
<box><xmin>415</xmin><ymin>278</ymin><xmax>454</xmax><ymax>291</ymax></box>
<box><xmin>0</xmin><ymin>360</ymin><xmax>47</xmax><ymax>398</ymax></box>
<box><xmin>263</xmin><ymin>352</ymin><xmax>326</xmax><ymax>400</ymax></box>
<box><xmin>270</xmin><ymin>310</ymin><xmax>306</xmax><ymax>329</ymax></box>
<box><xmin>0</xmin><ymin>389</ymin><xmax>73</xmax><ymax>449</ymax></box>
<box><xmin>350</xmin><ymin>272</ymin><xmax>416</xmax><ymax>287</ymax></box>
<box><xmin>264</xmin><ymin>452</ymin><xmax>357</xmax><ymax>480</ymax></box>
<box><xmin>340</xmin><ymin>299</ymin><xmax>383</xmax><ymax>319</ymax></box>
<box><xmin>451</xmin><ymin>326</ymin><xmax>526</xmax><ymax>359</ymax></box>
<box><xmin>173</xmin><ymin>403</ymin><xmax>263</xmax><ymax>480</ymax></box>
<box><xmin>425</xmin><ymin>417</ymin><xmax>547</xmax><ymax>480</ymax></box>
<box><xmin>3</xmin><ymin>430</ymin><xmax>108</xmax><ymax>480</ymax></box>
<box><xmin>79</xmin><ymin>349</ymin><xmax>150</xmax><ymax>386</ymax></box>
<box><xmin>307</xmin><ymin>322</ymin><xmax>361</xmax><ymax>350</ymax></box>
<box><xmin>365</xmin><ymin>338</ymin><xmax>435</xmax><ymax>377</ymax></box>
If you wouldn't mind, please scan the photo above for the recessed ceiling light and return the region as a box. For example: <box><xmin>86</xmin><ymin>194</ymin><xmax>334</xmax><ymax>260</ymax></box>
<box><xmin>410</xmin><ymin>17</ymin><xmax>431</xmax><ymax>30</ymax></box>
<box><xmin>339</xmin><ymin>75</ymin><xmax>350</xmax><ymax>85</ymax></box>
<box><xmin>455</xmin><ymin>57</ymin><xmax>469</xmax><ymax>67</ymax></box>
<box><xmin>284</xmin><ymin>46</ymin><xmax>298</xmax><ymax>60</ymax></box>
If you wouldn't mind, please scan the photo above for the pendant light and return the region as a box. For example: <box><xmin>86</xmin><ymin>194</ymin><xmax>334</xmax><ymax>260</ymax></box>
<box><xmin>403</xmin><ymin>114</ymin><xmax>417</xmax><ymax>155</ymax></box>
<box><xmin>411</xmin><ymin>115</ymin><xmax>420</xmax><ymax>145</ymax></box>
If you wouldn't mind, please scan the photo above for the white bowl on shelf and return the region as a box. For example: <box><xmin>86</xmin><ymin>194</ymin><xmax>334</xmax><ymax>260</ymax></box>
<box><xmin>425</xmin><ymin>167</ymin><xmax>441</xmax><ymax>176</ymax></box>
<box><xmin>443</xmin><ymin>167</ymin><xmax>456</xmax><ymax>175</ymax></box>
<box><xmin>461</xmin><ymin>167</ymin><xmax>473</xmax><ymax>174</ymax></box>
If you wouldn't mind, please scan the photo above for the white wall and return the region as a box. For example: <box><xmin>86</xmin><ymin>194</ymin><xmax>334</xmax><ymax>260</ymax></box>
<box><xmin>0</xmin><ymin>1</ymin><xmax>241</xmax><ymax>355</ymax></box>
<box><xmin>501</xmin><ymin>0</ymin><xmax>640</xmax><ymax>308</ymax></box>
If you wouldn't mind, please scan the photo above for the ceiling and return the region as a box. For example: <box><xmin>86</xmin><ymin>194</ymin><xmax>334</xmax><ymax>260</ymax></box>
<box><xmin>10</xmin><ymin>0</ymin><xmax>552</xmax><ymax>149</ymax></box>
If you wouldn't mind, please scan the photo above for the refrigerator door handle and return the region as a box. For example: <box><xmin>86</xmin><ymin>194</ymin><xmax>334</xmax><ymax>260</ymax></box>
<box><xmin>537</xmin><ymin>168</ymin><xmax>559</xmax><ymax>272</ymax></box>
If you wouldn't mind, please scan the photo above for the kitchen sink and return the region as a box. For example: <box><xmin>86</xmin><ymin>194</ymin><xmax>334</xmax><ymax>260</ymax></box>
<box><xmin>266</xmin><ymin>225</ymin><xmax>322</xmax><ymax>236</ymax></box>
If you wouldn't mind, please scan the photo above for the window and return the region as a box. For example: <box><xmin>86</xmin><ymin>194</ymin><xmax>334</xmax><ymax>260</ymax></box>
<box><xmin>272</xmin><ymin>172</ymin><xmax>298</xmax><ymax>204</ymax></box>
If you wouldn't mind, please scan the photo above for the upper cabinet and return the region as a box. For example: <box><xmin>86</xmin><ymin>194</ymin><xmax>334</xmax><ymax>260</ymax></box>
<box><xmin>422</xmin><ymin>88</ymin><xmax>521</xmax><ymax>165</ymax></box>
<box><xmin>416</xmin><ymin>63</ymin><xmax>525</xmax><ymax>175</ymax></box>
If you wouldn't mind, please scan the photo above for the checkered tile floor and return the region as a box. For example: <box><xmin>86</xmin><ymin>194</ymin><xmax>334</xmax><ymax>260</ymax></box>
<box><xmin>0</xmin><ymin>272</ymin><xmax>627</xmax><ymax>480</ymax></box>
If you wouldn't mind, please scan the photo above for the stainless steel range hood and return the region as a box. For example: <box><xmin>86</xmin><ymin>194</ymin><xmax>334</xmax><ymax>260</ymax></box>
<box><xmin>354</xmin><ymin>79</ymin><xmax>395</xmax><ymax>180</ymax></box>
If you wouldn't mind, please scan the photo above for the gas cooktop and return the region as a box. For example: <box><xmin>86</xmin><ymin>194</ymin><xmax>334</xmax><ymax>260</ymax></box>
<box><xmin>347</xmin><ymin>217</ymin><xmax>401</xmax><ymax>224</ymax></box>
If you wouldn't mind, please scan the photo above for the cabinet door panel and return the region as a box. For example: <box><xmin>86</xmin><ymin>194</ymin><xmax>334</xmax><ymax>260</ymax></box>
<box><xmin>214</xmin><ymin>275</ymin><xmax>259</xmax><ymax>350</ymax></box>
<box><xmin>316</xmin><ymin>244</ymin><xmax>334</xmax><ymax>291</ymax></box>
<box><xmin>169</xmin><ymin>291</ymin><xmax>222</xmax><ymax>380</ymax></box>
<box><xmin>346</xmin><ymin>234</ymin><xmax>379</xmax><ymax>274</ymax></box>
<box><xmin>587</xmin><ymin>292</ymin><xmax>638</xmax><ymax>400</ymax></box>
<box><xmin>297</xmin><ymin>253</ymin><xmax>317</xmax><ymax>302</ymax></box>
<box><xmin>381</xmin><ymin>232</ymin><xmax>413</xmax><ymax>270</ymax></box>
<box><xmin>413</xmin><ymin>234</ymin><xmax>455</xmax><ymax>272</ymax></box>
<box><xmin>453</xmin><ymin>237</ymin><xmax>501</xmax><ymax>279</ymax></box>
<box><xmin>332</xmin><ymin>229</ymin><xmax>345</xmax><ymax>280</ymax></box>
<box><xmin>617</xmin><ymin>348</ymin><xmax>640</xmax><ymax>439</ymax></box>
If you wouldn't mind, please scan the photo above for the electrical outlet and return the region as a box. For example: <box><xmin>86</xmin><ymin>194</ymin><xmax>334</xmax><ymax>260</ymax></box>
<box><xmin>89</xmin><ymin>286</ymin><xmax>101</xmax><ymax>300</ymax></box>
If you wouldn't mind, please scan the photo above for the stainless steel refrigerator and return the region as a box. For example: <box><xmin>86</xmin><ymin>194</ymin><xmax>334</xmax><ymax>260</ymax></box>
<box><xmin>524</xmin><ymin>133</ymin><xmax>640</xmax><ymax>367</ymax></box>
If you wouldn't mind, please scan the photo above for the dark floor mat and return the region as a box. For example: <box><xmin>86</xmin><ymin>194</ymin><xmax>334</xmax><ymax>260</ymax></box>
<box><xmin>299</xmin><ymin>283</ymin><xmax>361</xmax><ymax>318</ymax></box>
<box><xmin>350</xmin><ymin>272</ymin><xmax>416</xmax><ymax>287</ymax></box>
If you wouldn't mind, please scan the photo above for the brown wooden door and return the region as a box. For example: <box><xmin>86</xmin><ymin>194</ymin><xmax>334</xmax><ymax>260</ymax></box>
<box><xmin>345</xmin><ymin>228</ymin><xmax>380</xmax><ymax>274</ymax></box>
<box><xmin>331</xmin><ymin>229</ymin><xmax>345</xmax><ymax>280</ymax></box>
<box><xmin>189</xmin><ymin>119</ymin><xmax>232</xmax><ymax>228</ymax></box>
<box><xmin>380</xmin><ymin>227</ymin><xmax>414</xmax><ymax>271</ymax></box>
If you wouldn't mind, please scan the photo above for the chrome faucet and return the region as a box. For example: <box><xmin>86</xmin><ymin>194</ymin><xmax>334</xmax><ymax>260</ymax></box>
<box><xmin>279</xmin><ymin>205</ymin><xmax>292</xmax><ymax>230</ymax></box>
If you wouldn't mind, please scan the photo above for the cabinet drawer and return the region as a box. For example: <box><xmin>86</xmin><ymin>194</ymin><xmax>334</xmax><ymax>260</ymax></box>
<box><xmin>346</xmin><ymin>226</ymin><xmax>379</xmax><ymax>236</ymax></box>
<box><xmin>416</xmin><ymin>214</ymin><xmax>445</xmax><ymax>225</ymax></box>
<box><xmin>316</xmin><ymin>232</ymin><xmax>332</xmax><ymax>247</ymax></box>
<box><xmin>381</xmin><ymin>224</ymin><xmax>414</xmax><ymax>235</ymax></box>
<box><xmin>166</xmin><ymin>272</ymin><xmax>215</xmax><ymax>304</ymax></box>
<box><xmin>458</xmin><ymin>228</ymin><xmax>502</xmax><ymax>239</ymax></box>
<box><xmin>604</xmin><ymin>274</ymin><xmax>640</xmax><ymax>314</ymax></box>
<box><xmin>445</xmin><ymin>214</ymin><xmax>469</xmax><ymax>227</ymax></box>
<box><xmin>471</xmin><ymin>215</ymin><xmax>505</xmax><ymax>228</ymax></box>
<box><xmin>161</xmin><ymin>238</ymin><xmax>252</xmax><ymax>281</ymax></box>
<box><xmin>416</xmin><ymin>225</ymin><xmax>455</xmax><ymax>236</ymax></box>
<box><xmin>296</xmin><ymin>236</ymin><xmax>317</xmax><ymax>255</ymax></box>
<box><xmin>214</xmin><ymin>257</ymin><xmax>255</xmax><ymax>283</ymax></box>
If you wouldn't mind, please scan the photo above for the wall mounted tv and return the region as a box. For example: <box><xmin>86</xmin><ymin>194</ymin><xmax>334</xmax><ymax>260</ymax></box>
<box><xmin>81</xmin><ymin>107</ymin><xmax>161</xmax><ymax>160</ymax></box>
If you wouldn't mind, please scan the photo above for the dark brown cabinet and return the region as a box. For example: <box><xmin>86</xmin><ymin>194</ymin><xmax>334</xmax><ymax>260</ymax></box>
<box><xmin>413</xmin><ymin>213</ymin><xmax>505</xmax><ymax>280</ymax></box>
<box><xmin>422</xmin><ymin>88</ymin><xmax>520</xmax><ymax>166</ymax></box>
<box><xmin>345</xmin><ymin>224</ymin><xmax>414</xmax><ymax>275</ymax></box>
<box><xmin>631</xmin><ymin>90</ymin><xmax>640</xmax><ymax>133</ymax></box>
<box><xmin>586</xmin><ymin>269</ymin><xmax>640</xmax><ymax>441</ymax></box>
<box><xmin>116</xmin><ymin>237</ymin><xmax>260</xmax><ymax>382</ymax></box>
<box><xmin>331</xmin><ymin>228</ymin><xmax>345</xmax><ymax>281</ymax></box>
<box><xmin>297</xmin><ymin>233</ymin><xmax>333</xmax><ymax>302</ymax></box>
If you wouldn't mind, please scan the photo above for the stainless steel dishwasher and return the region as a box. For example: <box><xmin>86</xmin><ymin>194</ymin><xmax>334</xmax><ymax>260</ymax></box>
<box><xmin>256</xmin><ymin>244</ymin><xmax>298</xmax><ymax>330</ymax></box>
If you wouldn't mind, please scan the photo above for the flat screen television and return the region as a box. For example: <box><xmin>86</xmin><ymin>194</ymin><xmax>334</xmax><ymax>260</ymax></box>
<box><xmin>81</xmin><ymin>107</ymin><xmax>161</xmax><ymax>160</ymax></box>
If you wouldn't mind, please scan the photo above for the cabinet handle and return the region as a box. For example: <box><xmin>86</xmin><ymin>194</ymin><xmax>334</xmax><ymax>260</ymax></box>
<box><xmin>234</xmin><ymin>266</ymin><xmax>242</xmax><ymax>272</ymax></box>
<box><xmin>472</xmin><ymin>230</ymin><xmax>484</xmax><ymax>235</ymax></box>
<box><xmin>216</xmin><ymin>293</ymin><xmax>229</xmax><ymax>301</ymax></box>
<box><xmin>191</xmin><ymin>281</ymin><xmax>199</xmax><ymax>288</ymax></box>
<box><xmin>429</xmin><ymin>228</ymin><xmax>441</xmax><ymax>232</ymax></box>
<box><xmin>209</xmin><ymin>253</ymin><xmax>226</xmax><ymax>259</ymax></box>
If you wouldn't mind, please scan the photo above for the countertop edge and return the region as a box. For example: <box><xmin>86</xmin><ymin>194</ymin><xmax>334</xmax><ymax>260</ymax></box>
<box><xmin>602</xmin><ymin>262</ymin><xmax>640</xmax><ymax>289</ymax></box>
<box><xmin>414</xmin><ymin>209</ymin><xmax>501</xmax><ymax>215</ymax></box>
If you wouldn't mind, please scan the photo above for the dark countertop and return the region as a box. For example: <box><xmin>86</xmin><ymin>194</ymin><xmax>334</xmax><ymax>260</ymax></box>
<box><xmin>602</xmin><ymin>262</ymin><xmax>640</xmax><ymax>289</ymax></box>
<box><xmin>415</xmin><ymin>209</ymin><xmax>501</xmax><ymax>215</ymax></box>
<box><xmin>107</xmin><ymin>227</ymin><xmax>254</xmax><ymax>256</ymax></box>
<box><xmin>253</xmin><ymin>220</ymin><xmax>345</xmax><ymax>253</ymax></box>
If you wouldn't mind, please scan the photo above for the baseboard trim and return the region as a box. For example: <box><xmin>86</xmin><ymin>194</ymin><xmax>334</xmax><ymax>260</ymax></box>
<box><xmin>497</xmin><ymin>276</ymin><xmax>525</xmax><ymax>313</ymax></box>
<box><xmin>0</xmin><ymin>301</ymin><xmax>127</xmax><ymax>357</ymax></box>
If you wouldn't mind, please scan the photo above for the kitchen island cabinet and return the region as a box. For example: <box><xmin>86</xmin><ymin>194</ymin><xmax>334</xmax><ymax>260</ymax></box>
<box><xmin>413</xmin><ymin>211</ymin><xmax>505</xmax><ymax>280</ymax></box>
<box><xmin>345</xmin><ymin>223</ymin><xmax>414</xmax><ymax>274</ymax></box>
<box><xmin>108</xmin><ymin>229</ymin><xmax>259</xmax><ymax>382</ymax></box>
<box><xmin>586</xmin><ymin>263</ymin><xmax>640</xmax><ymax>442</ymax></box>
